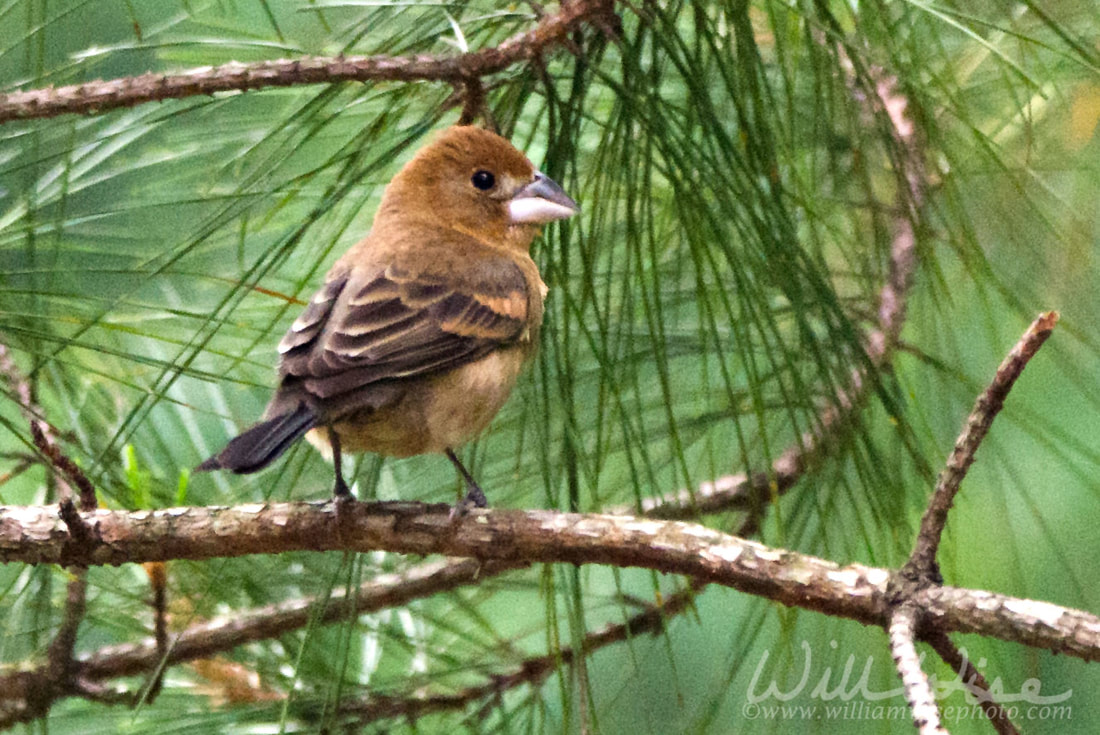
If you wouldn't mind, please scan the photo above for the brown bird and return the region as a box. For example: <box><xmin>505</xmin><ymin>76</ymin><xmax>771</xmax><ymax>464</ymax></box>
<box><xmin>197</xmin><ymin>125</ymin><xmax>579</xmax><ymax>509</ymax></box>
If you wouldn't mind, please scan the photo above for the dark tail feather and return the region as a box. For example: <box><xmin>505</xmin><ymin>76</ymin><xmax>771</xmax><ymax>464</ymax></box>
<box><xmin>196</xmin><ymin>403</ymin><xmax>317</xmax><ymax>474</ymax></box>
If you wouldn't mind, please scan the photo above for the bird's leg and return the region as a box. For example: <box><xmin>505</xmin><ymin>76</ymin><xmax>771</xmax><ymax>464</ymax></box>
<box><xmin>329</xmin><ymin>428</ymin><xmax>352</xmax><ymax>500</ymax></box>
<box><xmin>446</xmin><ymin>448</ymin><xmax>487</xmax><ymax>514</ymax></box>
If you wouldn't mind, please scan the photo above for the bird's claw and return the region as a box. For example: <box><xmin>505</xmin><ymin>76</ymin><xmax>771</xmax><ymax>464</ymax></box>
<box><xmin>333</xmin><ymin>476</ymin><xmax>353</xmax><ymax>501</ymax></box>
<box><xmin>449</xmin><ymin>482</ymin><xmax>488</xmax><ymax>521</ymax></box>
<box><xmin>463</xmin><ymin>483</ymin><xmax>488</xmax><ymax>509</ymax></box>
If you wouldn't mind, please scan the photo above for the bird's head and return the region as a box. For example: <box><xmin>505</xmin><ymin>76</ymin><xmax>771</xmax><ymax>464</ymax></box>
<box><xmin>377</xmin><ymin>126</ymin><xmax>579</xmax><ymax>248</ymax></box>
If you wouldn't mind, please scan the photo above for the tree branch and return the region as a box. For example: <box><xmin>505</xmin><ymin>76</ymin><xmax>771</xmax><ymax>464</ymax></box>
<box><xmin>0</xmin><ymin>556</ymin><xmax>523</xmax><ymax>729</ymax></box>
<box><xmin>3</xmin><ymin>501</ymin><xmax>1099</xmax><ymax>663</ymax></box>
<box><xmin>0</xmin><ymin>0</ymin><xmax>617</xmax><ymax>124</ymax></box>
<box><xmin>337</xmin><ymin>580</ymin><xmax>703</xmax><ymax>727</ymax></box>
<box><xmin>889</xmin><ymin>603</ymin><xmax>947</xmax><ymax>735</ymax></box>
<box><xmin>905</xmin><ymin>311</ymin><xmax>1058</xmax><ymax>580</ymax></box>
<box><xmin>924</xmin><ymin>631</ymin><xmax>1020</xmax><ymax>735</ymax></box>
<box><xmin>0</xmin><ymin>345</ymin><xmax>99</xmax><ymax>727</ymax></box>
<box><xmin>638</xmin><ymin>55</ymin><xmax>923</xmax><ymax>521</ymax></box>
<box><xmin>79</xmin><ymin>557</ymin><xmax>524</xmax><ymax>680</ymax></box>
<box><xmin>880</xmin><ymin>311</ymin><xmax>1059</xmax><ymax>733</ymax></box>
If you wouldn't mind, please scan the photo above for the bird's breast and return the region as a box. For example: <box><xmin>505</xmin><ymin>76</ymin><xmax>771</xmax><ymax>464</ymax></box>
<box><xmin>312</xmin><ymin>345</ymin><xmax>532</xmax><ymax>459</ymax></box>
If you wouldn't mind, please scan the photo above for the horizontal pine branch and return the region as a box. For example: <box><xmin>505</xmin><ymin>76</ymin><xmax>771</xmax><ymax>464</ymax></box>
<box><xmin>2</xmin><ymin>500</ymin><xmax>1097</xmax><ymax>662</ymax></box>
<box><xmin>0</xmin><ymin>0</ymin><xmax>616</xmax><ymax>123</ymax></box>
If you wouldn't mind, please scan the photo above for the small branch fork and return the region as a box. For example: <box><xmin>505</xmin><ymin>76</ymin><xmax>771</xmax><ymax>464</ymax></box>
<box><xmin>885</xmin><ymin>312</ymin><xmax>1058</xmax><ymax>735</ymax></box>
<box><xmin>0</xmin><ymin>342</ymin><xmax>177</xmax><ymax>722</ymax></box>
<box><xmin>0</xmin><ymin>345</ymin><xmax>105</xmax><ymax>724</ymax></box>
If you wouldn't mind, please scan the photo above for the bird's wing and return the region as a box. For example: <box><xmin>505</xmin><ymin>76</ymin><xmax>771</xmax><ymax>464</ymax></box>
<box><xmin>275</xmin><ymin>245</ymin><xmax>530</xmax><ymax>406</ymax></box>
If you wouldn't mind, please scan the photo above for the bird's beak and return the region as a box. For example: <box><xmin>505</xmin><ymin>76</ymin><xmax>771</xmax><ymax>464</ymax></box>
<box><xmin>508</xmin><ymin>172</ymin><xmax>580</xmax><ymax>224</ymax></box>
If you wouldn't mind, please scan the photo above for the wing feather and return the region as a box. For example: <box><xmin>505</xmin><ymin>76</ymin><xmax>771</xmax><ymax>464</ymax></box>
<box><xmin>273</xmin><ymin>243</ymin><xmax>530</xmax><ymax>414</ymax></box>
<box><xmin>278</xmin><ymin>275</ymin><xmax>347</xmax><ymax>355</ymax></box>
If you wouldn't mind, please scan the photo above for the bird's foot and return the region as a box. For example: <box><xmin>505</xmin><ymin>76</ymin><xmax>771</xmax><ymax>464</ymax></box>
<box><xmin>444</xmin><ymin>448</ymin><xmax>488</xmax><ymax>519</ymax></box>
<box><xmin>333</xmin><ymin>475</ymin><xmax>353</xmax><ymax>501</ymax></box>
<box><xmin>463</xmin><ymin>482</ymin><xmax>488</xmax><ymax>509</ymax></box>
<box><xmin>331</xmin><ymin>481</ymin><xmax>359</xmax><ymax>547</ymax></box>
<box><xmin>449</xmin><ymin>482</ymin><xmax>488</xmax><ymax>520</ymax></box>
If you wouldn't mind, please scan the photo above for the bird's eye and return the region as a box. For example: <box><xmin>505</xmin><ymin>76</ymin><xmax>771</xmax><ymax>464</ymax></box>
<box><xmin>471</xmin><ymin>170</ymin><xmax>496</xmax><ymax>191</ymax></box>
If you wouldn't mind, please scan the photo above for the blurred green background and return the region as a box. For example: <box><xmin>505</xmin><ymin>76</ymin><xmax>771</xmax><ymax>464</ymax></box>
<box><xmin>1</xmin><ymin>1</ymin><xmax>1099</xmax><ymax>732</ymax></box>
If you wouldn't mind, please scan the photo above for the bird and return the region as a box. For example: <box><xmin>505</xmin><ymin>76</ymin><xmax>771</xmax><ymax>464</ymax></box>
<box><xmin>196</xmin><ymin>125</ymin><xmax>579</xmax><ymax>510</ymax></box>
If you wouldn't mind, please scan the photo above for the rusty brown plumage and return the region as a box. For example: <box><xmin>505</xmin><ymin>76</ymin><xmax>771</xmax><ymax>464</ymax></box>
<box><xmin>197</xmin><ymin>126</ymin><xmax>579</xmax><ymax>508</ymax></box>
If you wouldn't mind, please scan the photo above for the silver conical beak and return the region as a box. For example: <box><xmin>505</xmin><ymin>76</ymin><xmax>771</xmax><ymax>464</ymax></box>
<box><xmin>508</xmin><ymin>172</ymin><xmax>580</xmax><ymax>224</ymax></box>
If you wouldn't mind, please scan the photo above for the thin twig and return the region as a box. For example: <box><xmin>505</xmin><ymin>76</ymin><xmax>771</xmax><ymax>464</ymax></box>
<box><xmin>881</xmin><ymin>311</ymin><xmax>1058</xmax><ymax>735</ymax></box>
<box><xmin>338</xmin><ymin>580</ymin><xmax>704</xmax><ymax>727</ymax></box>
<box><xmin>138</xmin><ymin>562</ymin><xmax>170</xmax><ymax>703</ymax></box>
<box><xmin>0</xmin><ymin>0</ymin><xmax>617</xmax><ymax>124</ymax></box>
<box><xmin>636</xmin><ymin>56</ymin><xmax>923</xmax><ymax>522</ymax></box>
<box><xmin>456</xmin><ymin>77</ymin><xmax>487</xmax><ymax>126</ymax></box>
<box><xmin>0</xmin><ymin>343</ymin><xmax>97</xmax><ymax>510</ymax></box>
<box><xmin>76</xmin><ymin>558</ymin><xmax>525</xmax><ymax>680</ymax></box>
<box><xmin>45</xmin><ymin>570</ymin><xmax>88</xmax><ymax>679</ymax></box>
<box><xmin>889</xmin><ymin>603</ymin><xmax>948</xmax><ymax>735</ymax></box>
<box><xmin>29</xmin><ymin>425</ymin><xmax>97</xmax><ymax>512</ymax></box>
<box><xmin>924</xmin><ymin>631</ymin><xmax>1020</xmax><ymax>735</ymax></box>
<box><xmin>906</xmin><ymin>311</ymin><xmax>1059</xmax><ymax>580</ymax></box>
<box><xmin>0</xmin><ymin>343</ymin><xmax>97</xmax><ymax>729</ymax></box>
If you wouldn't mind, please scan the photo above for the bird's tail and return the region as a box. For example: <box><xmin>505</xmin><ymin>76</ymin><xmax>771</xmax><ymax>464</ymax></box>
<box><xmin>196</xmin><ymin>403</ymin><xmax>317</xmax><ymax>474</ymax></box>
